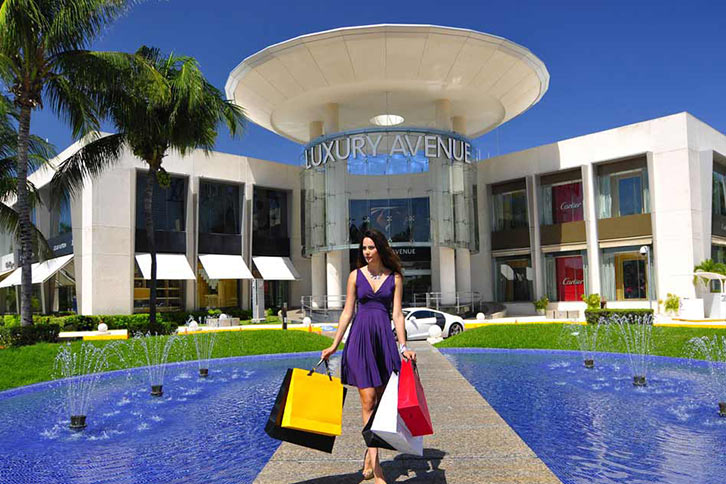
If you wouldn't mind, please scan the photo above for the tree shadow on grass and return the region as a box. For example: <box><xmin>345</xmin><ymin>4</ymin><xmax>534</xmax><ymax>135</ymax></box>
<box><xmin>290</xmin><ymin>448</ymin><xmax>447</xmax><ymax>483</ymax></box>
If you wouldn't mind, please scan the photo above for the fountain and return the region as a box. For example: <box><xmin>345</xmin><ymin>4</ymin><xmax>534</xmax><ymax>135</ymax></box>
<box><xmin>688</xmin><ymin>335</ymin><xmax>726</xmax><ymax>416</ymax></box>
<box><xmin>133</xmin><ymin>333</ymin><xmax>180</xmax><ymax>397</ymax></box>
<box><xmin>565</xmin><ymin>321</ymin><xmax>603</xmax><ymax>369</ymax></box>
<box><xmin>191</xmin><ymin>329</ymin><xmax>217</xmax><ymax>377</ymax></box>
<box><xmin>610</xmin><ymin>312</ymin><xmax>654</xmax><ymax>386</ymax></box>
<box><xmin>54</xmin><ymin>342</ymin><xmax>118</xmax><ymax>430</ymax></box>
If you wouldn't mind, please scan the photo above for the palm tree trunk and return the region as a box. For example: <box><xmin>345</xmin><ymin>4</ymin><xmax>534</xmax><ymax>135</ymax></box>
<box><xmin>16</xmin><ymin>103</ymin><xmax>33</xmax><ymax>327</ymax></box>
<box><xmin>144</xmin><ymin>167</ymin><xmax>158</xmax><ymax>332</ymax></box>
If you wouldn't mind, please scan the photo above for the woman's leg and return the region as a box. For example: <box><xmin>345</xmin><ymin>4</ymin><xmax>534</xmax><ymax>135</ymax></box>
<box><xmin>359</xmin><ymin>387</ymin><xmax>377</xmax><ymax>475</ymax></box>
<box><xmin>359</xmin><ymin>385</ymin><xmax>388</xmax><ymax>482</ymax></box>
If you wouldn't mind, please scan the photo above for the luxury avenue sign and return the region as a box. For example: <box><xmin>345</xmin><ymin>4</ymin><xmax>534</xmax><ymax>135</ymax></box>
<box><xmin>304</xmin><ymin>132</ymin><xmax>473</xmax><ymax>169</ymax></box>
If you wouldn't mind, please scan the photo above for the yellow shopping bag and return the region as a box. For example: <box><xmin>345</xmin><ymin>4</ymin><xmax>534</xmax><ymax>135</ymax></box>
<box><xmin>281</xmin><ymin>359</ymin><xmax>345</xmax><ymax>436</ymax></box>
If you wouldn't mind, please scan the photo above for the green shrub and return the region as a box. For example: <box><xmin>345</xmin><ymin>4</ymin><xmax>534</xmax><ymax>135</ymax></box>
<box><xmin>585</xmin><ymin>309</ymin><xmax>654</xmax><ymax>325</ymax></box>
<box><xmin>664</xmin><ymin>293</ymin><xmax>680</xmax><ymax>313</ymax></box>
<box><xmin>581</xmin><ymin>293</ymin><xmax>602</xmax><ymax>310</ymax></box>
<box><xmin>0</xmin><ymin>323</ymin><xmax>61</xmax><ymax>347</ymax></box>
<box><xmin>533</xmin><ymin>296</ymin><xmax>549</xmax><ymax>311</ymax></box>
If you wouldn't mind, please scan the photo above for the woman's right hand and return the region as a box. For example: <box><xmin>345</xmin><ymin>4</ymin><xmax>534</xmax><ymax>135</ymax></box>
<box><xmin>321</xmin><ymin>345</ymin><xmax>336</xmax><ymax>361</ymax></box>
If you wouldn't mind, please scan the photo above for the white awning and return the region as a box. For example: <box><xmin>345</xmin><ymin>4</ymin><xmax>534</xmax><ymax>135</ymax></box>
<box><xmin>0</xmin><ymin>254</ymin><xmax>74</xmax><ymax>288</ymax></box>
<box><xmin>135</xmin><ymin>253</ymin><xmax>196</xmax><ymax>280</ymax></box>
<box><xmin>252</xmin><ymin>256</ymin><xmax>301</xmax><ymax>281</ymax></box>
<box><xmin>199</xmin><ymin>254</ymin><xmax>254</xmax><ymax>280</ymax></box>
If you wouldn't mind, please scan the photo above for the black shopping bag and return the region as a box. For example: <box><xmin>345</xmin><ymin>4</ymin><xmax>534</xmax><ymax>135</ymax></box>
<box><xmin>361</xmin><ymin>398</ymin><xmax>396</xmax><ymax>451</ymax></box>
<box><xmin>264</xmin><ymin>368</ymin><xmax>347</xmax><ymax>453</ymax></box>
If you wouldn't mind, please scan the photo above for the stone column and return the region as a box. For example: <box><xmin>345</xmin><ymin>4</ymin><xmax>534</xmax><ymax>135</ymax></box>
<box><xmin>582</xmin><ymin>164</ymin><xmax>601</xmax><ymax>295</ymax></box>
<box><xmin>527</xmin><ymin>175</ymin><xmax>544</xmax><ymax>299</ymax></box>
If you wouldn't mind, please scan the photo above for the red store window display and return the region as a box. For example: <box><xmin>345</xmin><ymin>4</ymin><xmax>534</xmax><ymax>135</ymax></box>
<box><xmin>551</xmin><ymin>182</ymin><xmax>583</xmax><ymax>223</ymax></box>
<box><xmin>556</xmin><ymin>255</ymin><xmax>585</xmax><ymax>302</ymax></box>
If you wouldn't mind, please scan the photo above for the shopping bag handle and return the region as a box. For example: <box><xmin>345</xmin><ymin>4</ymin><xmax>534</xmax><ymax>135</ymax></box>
<box><xmin>308</xmin><ymin>358</ymin><xmax>333</xmax><ymax>381</ymax></box>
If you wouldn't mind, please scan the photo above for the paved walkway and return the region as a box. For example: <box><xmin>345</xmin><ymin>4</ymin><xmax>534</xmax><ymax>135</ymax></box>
<box><xmin>254</xmin><ymin>341</ymin><xmax>561</xmax><ymax>483</ymax></box>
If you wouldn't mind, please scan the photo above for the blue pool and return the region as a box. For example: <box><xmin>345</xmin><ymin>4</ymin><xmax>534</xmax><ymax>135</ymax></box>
<box><xmin>442</xmin><ymin>348</ymin><xmax>726</xmax><ymax>484</ymax></box>
<box><xmin>0</xmin><ymin>352</ymin><xmax>330</xmax><ymax>484</ymax></box>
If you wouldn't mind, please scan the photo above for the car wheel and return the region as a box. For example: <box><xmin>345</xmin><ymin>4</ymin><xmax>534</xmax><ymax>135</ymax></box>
<box><xmin>448</xmin><ymin>323</ymin><xmax>463</xmax><ymax>338</ymax></box>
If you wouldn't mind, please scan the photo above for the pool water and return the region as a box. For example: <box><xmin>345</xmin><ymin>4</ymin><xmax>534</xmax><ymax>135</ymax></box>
<box><xmin>442</xmin><ymin>348</ymin><xmax>726</xmax><ymax>484</ymax></box>
<box><xmin>0</xmin><ymin>352</ymin><xmax>332</xmax><ymax>484</ymax></box>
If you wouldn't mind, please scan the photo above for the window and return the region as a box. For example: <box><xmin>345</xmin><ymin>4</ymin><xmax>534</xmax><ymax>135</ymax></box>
<box><xmin>50</xmin><ymin>196</ymin><xmax>72</xmax><ymax>237</ymax></box>
<box><xmin>252</xmin><ymin>187</ymin><xmax>289</xmax><ymax>256</ymax></box>
<box><xmin>494</xmin><ymin>256</ymin><xmax>533</xmax><ymax>302</ymax></box>
<box><xmin>135</xmin><ymin>173</ymin><xmax>186</xmax><ymax>231</ymax></box>
<box><xmin>199</xmin><ymin>181</ymin><xmax>240</xmax><ymax>235</ymax></box>
<box><xmin>713</xmin><ymin>245</ymin><xmax>726</xmax><ymax>264</ymax></box>
<box><xmin>348</xmin><ymin>153</ymin><xmax>429</xmax><ymax>176</ymax></box>
<box><xmin>197</xmin><ymin>262</ymin><xmax>238</xmax><ymax>308</ymax></box>
<box><xmin>600</xmin><ymin>245</ymin><xmax>653</xmax><ymax>301</ymax></box>
<box><xmin>541</xmin><ymin>181</ymin><xmax>583</xmax><ymax>225</ymax></box>
<box><xmin>713</xmin><ymin>170</ymin><xmax>726</xmax><ymax>217</ymax></box>
<box><xmin>597</xmin><ymin>163</ymin><xmax>649</xmax><ymax>219</ymax></box>
<box><xmin>133</xmin><ymin>266</ymin><xmax>185</xmax><ymax>313</ymax></box>
<box><xmin>544</xmin><ymin>252</ymin><xmax>587</xmax><ymax>302</ymax></box>
<box><xmin>348</xmin><ymin>198</ymin><xmax>430</xmax><ymax>244</ymax></box>
<box><xmin>492</xmin><ymin>190</ymin><xmax>528</xmax><ymax>231</ymax></box>
<box><xmin>411</xmin><ymin>310</ymin><xmax>435</xmax><ymax>319</ymax></box>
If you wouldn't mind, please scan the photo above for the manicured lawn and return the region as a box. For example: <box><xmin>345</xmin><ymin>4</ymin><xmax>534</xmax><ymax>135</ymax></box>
<box><xmin>436</xmin><ymin>323</ymin><xmax>726</xmax><ymax>360</ymax></box>
<box><xmin>0</xmin><ymin>330</ymin><xmax>335</xmax><ymax>392</ymax></box>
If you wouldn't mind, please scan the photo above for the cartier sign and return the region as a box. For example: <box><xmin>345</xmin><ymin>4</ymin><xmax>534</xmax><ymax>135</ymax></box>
<box><xmin>304</xmin><ymin>132</ymin><xmax>472</xmax><ymax>169</ymax></box>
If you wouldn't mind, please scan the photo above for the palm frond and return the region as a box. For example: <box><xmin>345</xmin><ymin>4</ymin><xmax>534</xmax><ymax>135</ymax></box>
<box><xmin>0</xmin><ymin>201</ymin><xmax>52</xmax><ymax>259</ymax></box>
<box><xmin>45</xmin><ymin>0</ymin><xmax>130</xmax><ymax>55</ymax></box>
<box><xmin>49</xmin><ymin>132</ymin><xmax>124</xmax><ymax>203</ymax></box>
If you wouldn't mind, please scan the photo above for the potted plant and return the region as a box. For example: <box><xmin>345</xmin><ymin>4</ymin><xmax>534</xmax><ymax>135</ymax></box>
<box><xmin>533</xmin><ymin>296</ymin><xmax>549</xmax><ymax>316</ymax></box>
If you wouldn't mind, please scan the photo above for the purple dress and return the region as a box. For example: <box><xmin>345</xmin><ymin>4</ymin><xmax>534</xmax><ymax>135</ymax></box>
<box><xmin>341</xmin><ymin>269</ymin><xmax>402</xmax><ymax>389</ymax></box>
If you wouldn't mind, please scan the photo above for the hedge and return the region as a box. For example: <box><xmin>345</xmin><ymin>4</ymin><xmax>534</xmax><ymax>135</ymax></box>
<box><xmin>0</xmin><ymin>323</ymin><xmax>61</xmax><ymax>347</ymax></box>
<box><xmin>585</xmin><ymin>309</ymin><xmax>654</xmax><ymax>325</ymax></box>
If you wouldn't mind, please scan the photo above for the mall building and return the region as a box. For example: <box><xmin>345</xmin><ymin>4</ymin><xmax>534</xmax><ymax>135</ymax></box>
<box><xmin>0</xmin><ymin>25</ymin><xmax>724</xmax><ymax>318</ymax></box>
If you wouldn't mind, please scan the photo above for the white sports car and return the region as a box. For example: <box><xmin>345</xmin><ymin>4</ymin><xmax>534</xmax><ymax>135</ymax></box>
<box><xmin>394</xmin><ymin>308</ymin><xmax>465</xmax><ymax>340</ymax></box>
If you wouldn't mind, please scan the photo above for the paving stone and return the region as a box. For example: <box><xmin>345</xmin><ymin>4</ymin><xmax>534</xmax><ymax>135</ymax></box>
<box><xmin>254</xmin><ymin>341</ymin><xmax>561</xmax><ymax>483</ymax></box>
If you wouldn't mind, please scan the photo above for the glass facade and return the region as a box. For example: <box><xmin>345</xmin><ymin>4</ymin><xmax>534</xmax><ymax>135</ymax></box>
<box><xmin>348</xmin><ymin>153</ymin><xmax>429</xmax><ymax>176</ymax></box>
<box><xmin>135</xmin><ymin>173</ymin><xmax>187</xmax><ymax>231</ymax></box>
<box><xmin>600</xmin><ymin>245</ymin><xmax>654</xmax><ymax>301</ymax></box>
<box><xmin>494</xmin><ymin>256</ymin><xmax>533</xmax><ymax>302</ymax></box>
<box><xmin>301</xmin><ymin>129</ymin><xmax>478</xmax><ymax>255</ymax></box>
<box><xmin>541</xmin><ymin>181</ymin><xmax>583</xmax><ymax>225</ymax></box>
<box><xmin>492</xmin><ymin>190</ymin><xmax>528</xmax><ymax>231</ymax></box>
<box><xmin>349</xmin><ymin>197</ymin><xmax>430</xmax><ymax>244</ymax></box>
<box><xmin>199</xmin><ymin>181</ymin><xmax>241</xmax><ymax>235</ymax></box>
<box><xmin>133</xmin><ymin>265</ymin><xmax>184</xmax><ymax>313</ymax></box>
<box><xmin>713</xmin><ymin>245</ymin><xmax>726</xmax><ymax>264</ymax></box>
<box><xmin>544</xmin><ymin>251</ymin><xmax>587</xmax><ymax>302</ymax></box>
<box><xmin>597</xmin><ymin>166</ymin><xmax>650</xmax><ymax>219</ymax></box>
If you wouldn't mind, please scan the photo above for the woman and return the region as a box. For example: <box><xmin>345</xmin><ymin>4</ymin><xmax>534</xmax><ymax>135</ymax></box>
<box><xmin>321</xmin><ymin>229</ymin><xmax>416</xmax><ymax>483</ymax></box>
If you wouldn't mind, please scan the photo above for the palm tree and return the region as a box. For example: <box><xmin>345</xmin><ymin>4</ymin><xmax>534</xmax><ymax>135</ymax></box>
<box><xmin>693</xmin><ymin>259</ymin><xmax>726</xmax><ymax>289</ymax></box>
<box><xmin>51</xmin><ymin>46</ymin><xmax>245</xmax><ymax>332</ymax></box>
<box><xmin>0</xmin><ymin>0</ymin><xmax>135</xmax><ymax>325</ymax></box>
<box><xmin>0</xmin><ymin>95</ymin><xmax>55</xmax><ymax>272</ymax></box>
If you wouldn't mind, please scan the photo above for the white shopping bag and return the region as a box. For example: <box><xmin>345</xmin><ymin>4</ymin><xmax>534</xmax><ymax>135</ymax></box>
<box><xmin>371</xmin><ymin>371</ymin><xmax>424</xmax><ymax>456</ymax></box>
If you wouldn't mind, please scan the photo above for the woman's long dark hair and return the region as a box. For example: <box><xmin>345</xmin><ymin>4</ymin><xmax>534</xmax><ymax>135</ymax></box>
<box><xmin>356</xmin><ymin>229</ymin><xmax>403</xmax><ymax>276</ymax></box>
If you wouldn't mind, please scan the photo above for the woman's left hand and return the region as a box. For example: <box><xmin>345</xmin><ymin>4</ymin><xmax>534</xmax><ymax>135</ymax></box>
<box><xmin>402</xmin><ymin>349</ymin><xmax>416</xmax><ymax>362</ymax></box>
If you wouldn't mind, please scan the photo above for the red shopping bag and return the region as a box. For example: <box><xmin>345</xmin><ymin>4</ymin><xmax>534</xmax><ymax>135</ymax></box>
<box><xmin>397</xmin><ymin>359</ymin><xmax>433</xmax><ymax>436</ymax></box>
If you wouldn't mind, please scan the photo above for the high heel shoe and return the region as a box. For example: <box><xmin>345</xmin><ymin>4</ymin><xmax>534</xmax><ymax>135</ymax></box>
<box><xmin>362</xmin><ymin>449</ymin><xmax>374</xmax><ymax>480</ymax></box>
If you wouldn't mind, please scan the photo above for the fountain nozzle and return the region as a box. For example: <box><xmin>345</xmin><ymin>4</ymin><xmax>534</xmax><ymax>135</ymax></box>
<box><xmin>584</xmin><ymin>359</ymin><xmax>594</xmax><ymax>369</ymax></box>
<box><xmin>199</xmin><ymin>368</ymin><xmax>209</xmax><ymax>377</ymax></box>
<box><xmin>69</xmin><ymin>415</ymin><xmax>87</xmax><ymax>430</ymax></box>
<box><xmin>719</xmin><ymin>402</ymin><xmax>726</xmax><ymax>417</ymax></box>
<box><xmin>633</xmin><ymin>375</ymin><xmax>647</xmax><ymax>387</ymax></box>
<box><xmin>150</xmin><ymin>385</ymin><xmax>163</xmax><ymax>397</ymax></box>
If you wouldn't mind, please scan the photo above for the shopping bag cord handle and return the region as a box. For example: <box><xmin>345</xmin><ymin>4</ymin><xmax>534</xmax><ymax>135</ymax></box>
<box><xmin>309</xmin><ymin>358</ymin><xmax>333</xmax><ymax>381</ymax></box>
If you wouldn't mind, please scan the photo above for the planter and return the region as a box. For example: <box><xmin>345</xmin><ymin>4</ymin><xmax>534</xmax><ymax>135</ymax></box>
<box><xmin>536</xmin><ymin>309</ymin><xmax>545</xmax><ymax>316</ymax></box>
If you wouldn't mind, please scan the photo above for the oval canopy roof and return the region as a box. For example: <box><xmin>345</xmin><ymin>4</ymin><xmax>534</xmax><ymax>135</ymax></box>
<box><xmin>226</xmin><ymin>24</ymin><xmax>549</xmax><ymax>144</ymax></box>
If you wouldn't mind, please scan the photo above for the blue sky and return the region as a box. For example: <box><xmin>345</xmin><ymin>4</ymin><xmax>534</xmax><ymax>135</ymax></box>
<box><xmin>26</xmin><ymin>0</ymin><xmax>726</xmax><ymax>165</ymax></box>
